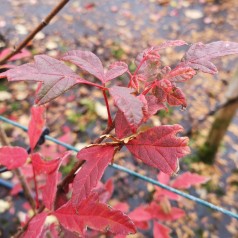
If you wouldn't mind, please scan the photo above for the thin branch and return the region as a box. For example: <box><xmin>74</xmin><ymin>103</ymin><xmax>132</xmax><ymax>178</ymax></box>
<box><xmin>0</xmin><ymin>0</ymin><xmax>70</xmax><ymax>65</ymax></box>
<box><xmin>0</xmin><ymin>126</ymin><xmax>36</xmax><ymax>210</ymax></box>
<box><xmin>0</xmin><ymin>126</ymin><xmax>9</xmax><ymax>146</ymax></box>
<box><xmin>14</xmin><ymin>169</ymin><xmax>36</xmax><ymax>210</ymax></box>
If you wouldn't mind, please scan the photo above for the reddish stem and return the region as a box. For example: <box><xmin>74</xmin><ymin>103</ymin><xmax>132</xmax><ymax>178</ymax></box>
<box><xmin>128</xmin><ymin>58</ymin><xmax>146</xmax><ymax>87</ymax></box>
<box><xmin>102</xmin><ymin>89</ymin><xmax>113</xmax><ymax>127</ymax></box>
<box><xmin>0</xmin><ymin>64</ymin><xmax>16</xmax><ymax>69</ymax></box>
<box><xmin>77</xmin><ymin>80</ymin><xmax>106</xmax><ymax>90</ymax></box>
<box><xmin>134</xmin><ymin>58</ymin><xmax>146</xmax><ymax>76</ymax></box>
<box><xmin>94</xmin><ymin>84</ymin><xmax>107</xmax><ymax>90</ymax></box>
<box><xmin>142</xmin><ymin>81</ymin><xmax>156</xmax><ymax>95</ymax></box>
<box><xmin>127</xmin><ymin>70</ymin><xmax>132</xmax><ymax>77</ymax></box>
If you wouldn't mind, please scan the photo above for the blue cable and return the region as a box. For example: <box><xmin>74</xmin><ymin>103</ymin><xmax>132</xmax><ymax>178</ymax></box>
<box><xmin>0</xmin><ymin>178</ymin><xmax>24</xmax><ymax>195</ymax></box>
<box><xmin>0</xmin><ymin>178</ymin><xmax>13</xmax><ymax>189</ymax></box>
<box><xmin>0</xmin><ymin>115</ymin><xmax>238</xmax><ymax>220</ymax></box>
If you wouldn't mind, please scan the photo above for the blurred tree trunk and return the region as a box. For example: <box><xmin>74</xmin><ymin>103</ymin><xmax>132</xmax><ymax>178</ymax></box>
<box><xmin>198</xmin><ymin>69</ymin><xmax>238</xmax><ymax>164</ymax></box>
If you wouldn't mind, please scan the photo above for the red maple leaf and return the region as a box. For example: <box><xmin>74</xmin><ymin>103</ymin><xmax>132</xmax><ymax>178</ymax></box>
<box><xmin>61</xmin><ymin>50</ymin><xmax>127</xmax><ymax>83</ymax></box>
<box><xmin>0</xmin><ymin>55</ymin><xmax>98</xmax><ymax>104</ymax></box>
<box><xmin>53</xmin><ymin>194</ymin><xmax>136</xmax><ymax>236</ymax></box>
<box><xmin>171</xmin><ymin>172</ymin><xmax>209</xmax><ymax>189</ymax></box>
<box><xmin>109</xmin><ymin>86</ymin><xmax>144</xmax><ymax>132</ymax></box>
<box><xmin>153</xmin><ymin>222</ymin><xmax>171</xmax><ymax>238</ymax></box>
<box><xmin>28</xmin><ymin>106</ymin><xmax>45</xmax><ymax>151</ymax></box>
<box><xmin>22</xmin><ymin>212</ymin><xmax>48</xmax><ymax>238</ymax></box>
<box><xmin>182</xmin><ymin>41</ymin><xmax>238</xmax><ymax>74</ymax></box>
<box><xmin>126</xmin><ymin>125</ymin><xmax>190</xmax><ymax>174</ymax></box>
<box><xmin>72</xmin><ymin>145</ymin><xmax>115</xmax><ymax>206</ymax></box>
<box><xmin>0</xmin><ymin>146</ymin><xmax>28</xmax><ymax>169</ymax></box>
<box><xmin>42</xmin><ymin>152</ymin><xmax>71</xmax><ymax>210</ymax></box>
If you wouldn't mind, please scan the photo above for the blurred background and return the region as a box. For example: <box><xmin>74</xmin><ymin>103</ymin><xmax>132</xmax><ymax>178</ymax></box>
<box><xmin>0</xmin><ymin>0</ymin><xmax>238</xmax><ymax>237</ymax></box>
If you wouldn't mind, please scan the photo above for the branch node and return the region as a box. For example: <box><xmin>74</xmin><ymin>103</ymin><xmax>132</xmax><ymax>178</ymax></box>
<box><xmin>41</xmin><ymin>20</ymin><xmax>48</xmax><ymax>26</ymax></box>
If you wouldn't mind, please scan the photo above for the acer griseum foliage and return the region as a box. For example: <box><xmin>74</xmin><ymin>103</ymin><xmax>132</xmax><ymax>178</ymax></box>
<box><xmin>0</xmin><ymin>40</ymin><xmax>238</xmax><ymax>237</ymax></box>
